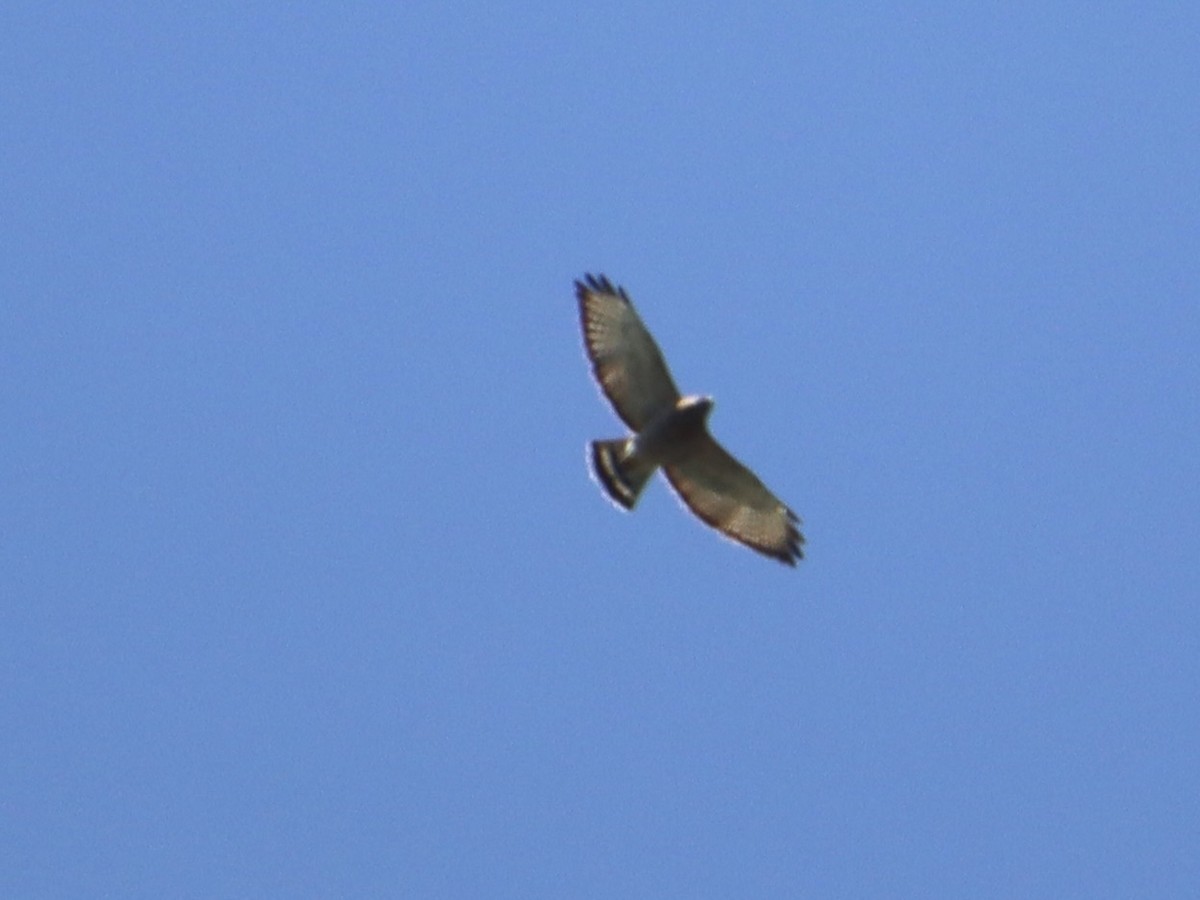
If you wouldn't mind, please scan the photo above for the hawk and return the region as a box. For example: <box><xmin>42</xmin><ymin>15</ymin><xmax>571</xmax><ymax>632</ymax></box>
<box><xmin>576</xmin><ymin>274</ymin><xmax>804</xmax><ymax>566</ymax></box>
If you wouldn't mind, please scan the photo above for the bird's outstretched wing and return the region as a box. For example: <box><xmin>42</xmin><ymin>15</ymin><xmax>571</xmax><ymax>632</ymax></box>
<box><xmin>664</xmin><ymin>432</ymin><xmax>804</xmax><ymax>566</ymax></box>
<box><xmin>576</xmin><ymin>274</ymin><xmax>681</xmax><ymax>431</ymax></box>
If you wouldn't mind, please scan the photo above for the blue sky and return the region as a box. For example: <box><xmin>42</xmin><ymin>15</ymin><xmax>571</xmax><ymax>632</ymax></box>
<box><xmin>3</xmin><ymin>3</ymin><xmax>1198</xmax><ymax>896</ymax></box>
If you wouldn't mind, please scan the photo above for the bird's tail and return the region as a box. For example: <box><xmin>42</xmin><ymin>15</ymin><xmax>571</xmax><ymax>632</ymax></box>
<box><xmin>590</xmin><ymin>439</ymin><xmax>656</xmax><ymax>510</ymax></box>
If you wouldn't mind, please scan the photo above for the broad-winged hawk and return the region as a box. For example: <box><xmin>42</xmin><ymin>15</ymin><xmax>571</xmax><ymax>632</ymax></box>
<box><xmin>577</xmin><ymin>274</ymin><xmax>804</xmax><ymax>566</ymax></box>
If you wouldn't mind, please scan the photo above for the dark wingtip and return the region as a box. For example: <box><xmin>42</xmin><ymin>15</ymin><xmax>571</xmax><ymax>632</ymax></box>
<box><xmin>785</xmin><ymin>507</ymin><xmax>805</xmax><ymax>565</ymax></box>
<box><xmin>775</xmin><ymin>542</ymin><xmax>802</xmax><ymax>567</ymax></box>
<box><xmin>576</xmin><ymin>273</ymin><xmax>629</xmax><ymax>303</ymax></box>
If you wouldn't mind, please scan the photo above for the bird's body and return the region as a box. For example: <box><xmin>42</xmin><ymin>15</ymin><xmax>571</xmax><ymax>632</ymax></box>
<box><xmin>576</xmin><ymin>274</ymin><xmax>804</xmax><ymax>566</ymax></box>
<box><xmin>590</xmin><ymin>395</ymin><xmax>713</xmax><ymax>511</ymax></box>
<box><xmin>632</xmin><ymin>395</ymin><xmax>713</xmax><ymax>465</ymax></box>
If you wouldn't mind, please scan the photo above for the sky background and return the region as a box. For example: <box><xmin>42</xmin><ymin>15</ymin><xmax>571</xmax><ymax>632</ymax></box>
<box><xmin>3</xmin><ymin>3</ymin><xmax>1198</xmax><ymax>897</ymax></box>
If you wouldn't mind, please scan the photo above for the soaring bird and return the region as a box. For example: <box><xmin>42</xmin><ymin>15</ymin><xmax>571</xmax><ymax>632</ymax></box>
<box><xmin>576</xmin><ymin>274</ymin><xmax>804</xmax><ymax>566</ymax></box>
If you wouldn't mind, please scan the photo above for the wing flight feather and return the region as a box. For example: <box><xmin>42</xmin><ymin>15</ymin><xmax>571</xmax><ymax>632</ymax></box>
<box><xmin>663</xmin><ymin>433</ymin><xmax>804</xmax><ymax>566</ymax></box>
<box><xmin>576</xmin><ymin>274</ymin><xmax>680</xmax><ymax>431</ymax></box>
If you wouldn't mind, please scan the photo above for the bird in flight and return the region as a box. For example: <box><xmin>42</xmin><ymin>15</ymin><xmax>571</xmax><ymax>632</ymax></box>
<box><xmin>576</xmin><ymin>274</ymin><xmax>804</xmax><ymax>566</ymax></box>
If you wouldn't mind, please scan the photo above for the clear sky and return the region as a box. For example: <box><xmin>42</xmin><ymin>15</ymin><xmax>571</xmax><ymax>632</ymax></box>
<box><xmin>3</xmin><ymin>3</ymin><xmax>1198</xmax><ymax>897</ymax></box>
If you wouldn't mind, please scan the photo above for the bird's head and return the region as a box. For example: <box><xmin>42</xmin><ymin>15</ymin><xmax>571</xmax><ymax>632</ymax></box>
<box><xmin>676</xmin><ymin>394</ymin><xmax>715</xmax><ymax>424</ymax></box>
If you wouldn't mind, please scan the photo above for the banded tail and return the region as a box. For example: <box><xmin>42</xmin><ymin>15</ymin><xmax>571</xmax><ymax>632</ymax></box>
<box><xmin>590</xmin><ymin>439</ymin><xmax>656</xmax><ymax>510</ymax></box>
